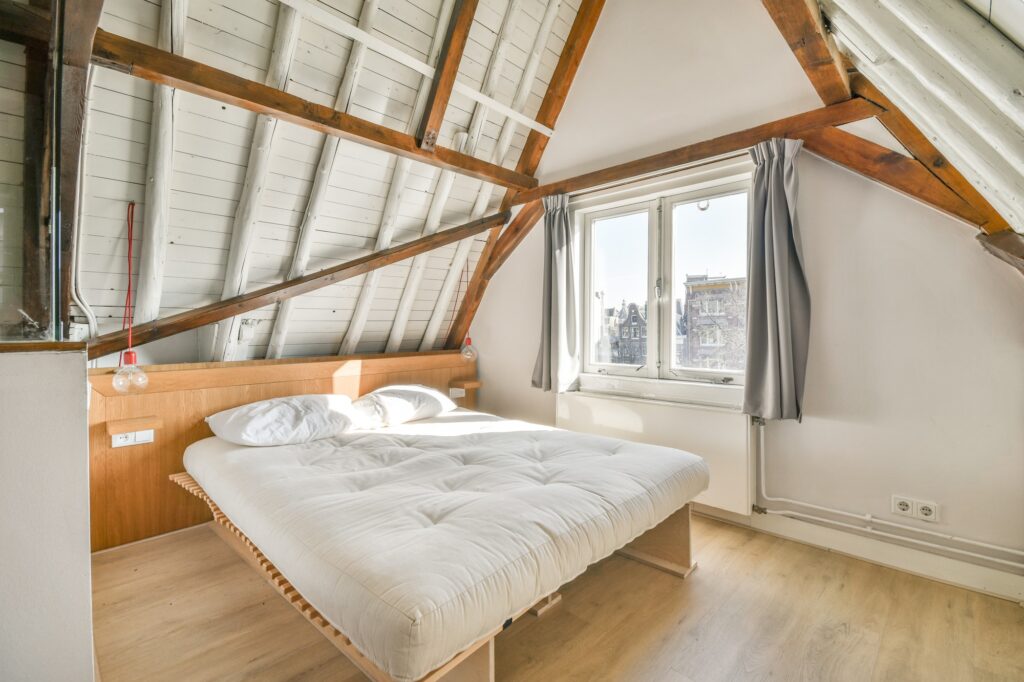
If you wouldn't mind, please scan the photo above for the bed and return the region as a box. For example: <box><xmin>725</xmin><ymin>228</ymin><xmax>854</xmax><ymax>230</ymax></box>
<box><xmin>176</xmin><ymin>408</ymin><xmax>709</xmax><ymax>681</ymax></box>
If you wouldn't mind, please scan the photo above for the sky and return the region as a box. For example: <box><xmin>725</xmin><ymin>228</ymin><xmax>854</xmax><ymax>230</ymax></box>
<box><xmin>591</xmin><ymin>191</ymin><xmax>748</xmax><ymax>309</ymax></box>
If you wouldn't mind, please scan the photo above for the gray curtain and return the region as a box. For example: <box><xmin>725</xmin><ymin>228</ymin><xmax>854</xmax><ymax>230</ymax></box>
<box><xmin>532</xmin><ymin>194</ymin><xmax>580</xmax><ymax>392</ymax></box>
<box><xmin>744</xmin><ymin>139</ymin><xmax>811</xmax><ymax>420</ymax></box>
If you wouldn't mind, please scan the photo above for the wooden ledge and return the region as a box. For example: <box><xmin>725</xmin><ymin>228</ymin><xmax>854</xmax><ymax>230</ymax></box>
<box><xmin>106</xmin><ymin>416</ymin><xmax>165</xmax><ymax>436</ymax></box>
<box><xmin>0</xmin><ymin>341</ymin><xmax>87</xmax><ymax>353</ymax></box>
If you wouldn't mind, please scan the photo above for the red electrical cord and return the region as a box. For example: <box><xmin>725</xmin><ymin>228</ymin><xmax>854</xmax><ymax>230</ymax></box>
<box><xmin>119</xmin><ymin>202</ymin><xmax>136</xmax><ymax>367</ymax></box>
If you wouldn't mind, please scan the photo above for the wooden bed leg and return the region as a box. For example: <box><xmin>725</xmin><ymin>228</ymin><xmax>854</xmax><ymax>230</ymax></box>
<box><xmin>433</xmin><ymin>637</ymin><xmax>494</xmax><ymax>682</ymax></box>
<box><xmin>528</xmin><ymin>592</ymin><xmax>562</xmax><ymax>617</ymax></box>
<box><xmin>615</xmin><ymin>503</ymin><xmax>696</xmax><ymax>579</ymax></box>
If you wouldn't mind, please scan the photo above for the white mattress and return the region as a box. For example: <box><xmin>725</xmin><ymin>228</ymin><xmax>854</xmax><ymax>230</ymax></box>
<box><xmin>183</xmin><ymin>409</ymin><xmax>709</xmax><ymax>681</ymax></box>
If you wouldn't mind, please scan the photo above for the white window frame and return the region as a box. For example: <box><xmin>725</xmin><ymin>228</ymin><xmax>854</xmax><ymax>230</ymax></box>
<box><xmin>578</xmin><ymin>156</ymin><xmax>752</xmax><ymax>393</ymax></box>
<box><xmin>659</xmin><ymin>181</ymin><xmax>749</xmax><ymax>385</ymax></box>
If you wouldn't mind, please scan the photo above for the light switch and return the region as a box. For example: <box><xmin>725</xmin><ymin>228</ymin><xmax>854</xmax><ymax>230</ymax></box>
<box><xmin>111</xmin><ymin>430</ymin><xmax>155</xmax><ymax>448</ymax></box>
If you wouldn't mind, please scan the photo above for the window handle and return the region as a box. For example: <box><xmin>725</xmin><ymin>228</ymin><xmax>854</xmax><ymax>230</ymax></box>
<box><xmin>655</xmin><ymin>278</ymin><xmax>663</xmax><ymax>299</ymax></box>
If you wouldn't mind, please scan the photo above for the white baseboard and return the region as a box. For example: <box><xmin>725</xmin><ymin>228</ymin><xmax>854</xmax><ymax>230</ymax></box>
<box><xmin>694</xmin><ymin>503</ymin><xmax>1024</xmax><ymax>603</ymax></box>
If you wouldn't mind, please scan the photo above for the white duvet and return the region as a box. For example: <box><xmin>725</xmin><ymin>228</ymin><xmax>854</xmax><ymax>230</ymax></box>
<box><xmin>184</xmin><ymin>409</ymin><xmax>709</xmax><ymax>681</ymax></box>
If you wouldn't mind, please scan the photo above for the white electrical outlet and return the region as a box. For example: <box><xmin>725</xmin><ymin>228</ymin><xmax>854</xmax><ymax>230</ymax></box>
<box><xmin>111</xmin><ymin>432</ymin><xmax>134</xmax><ymax>448</ymax></box>
<box><xmin>914</xmin><ymin>500</ymin><xmax>939</xmax><ymax>523</ymax></box>
<box><xmin>111</xmin><ymin>430</ymin><xmax>155</xmax><ymax>448</ymax></box>
<box><xmin>449</xmin><ymin>387</ymin><xmax>466</xmax><ymax>399</ymax></box>
<box><xmin>891</xmin><ymin>495</ymin><xmax>914</xmax><ymax>517</ymax></box>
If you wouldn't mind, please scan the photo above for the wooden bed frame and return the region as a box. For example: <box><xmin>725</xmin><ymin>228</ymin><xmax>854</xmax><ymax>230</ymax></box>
<box><xmin>89</xmin><ymin>350</ymin><xmax>696</xmax><ymax>680</ymax></box>
<box><xmin>171</xmin><ymin>472</ymin><xmax>695</xmax><ymax>681</ymax></box>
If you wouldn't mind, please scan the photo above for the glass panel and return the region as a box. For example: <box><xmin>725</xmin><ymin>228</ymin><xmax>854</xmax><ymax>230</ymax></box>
<box><xmin>671</xmin><ymin>192</ymin><xmax>747</xmax><ymax>373</ymax></box>
<box><xmin>0</xmin><ymin>20</ymin><xmax>60</xmax><ymax>341</ymax></box>
<box><xmin>590</xmin><ymin>209</ymin><xmax>648</xmax><ymax>366</ymax></box>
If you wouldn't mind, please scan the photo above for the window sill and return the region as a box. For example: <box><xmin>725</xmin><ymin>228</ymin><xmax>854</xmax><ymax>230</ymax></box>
<box><xmin>576</xmin><ymin>373</ymin><xmax>744</xmax><ymax>410</ymax></box>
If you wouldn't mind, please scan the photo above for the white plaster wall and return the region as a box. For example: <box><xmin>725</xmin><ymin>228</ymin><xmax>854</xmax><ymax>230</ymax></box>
<box><xmin>535</xmin><ymin>0</ymin><xmax>822</xmax><ymax>181</ymax></box>
<box><xmin>473</xmin><ymin>152</ymin><xmax>1024</xmax><ymax>552</ymax></box>
<box><xmin>0</xmin><ymin>350</ymin><xmax>94</xmax><ymax>681</ymax></box>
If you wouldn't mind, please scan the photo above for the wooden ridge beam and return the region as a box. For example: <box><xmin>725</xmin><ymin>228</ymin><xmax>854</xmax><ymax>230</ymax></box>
<box><xmin>86</xmin><ymin>212</ymin><xmax>510</xmax><ymax>359</ymax></box>
<box><xmin>89</xmin><ymin>29</ymin><xmax>537</xmax><ymax>192</ymax></box>
<box><xmin>0</xmin><ymin>1</ymin><xmax>49</xmax><ymax>44</ymax></box>
<box><xmin>445</xmin><ymin>200</ymin><xmax>544</xmax><ymax>348</ymax></box>
<box><xmin>511</xmin><ymin>97</ymin><xmax>881</xmax><ymax>205</ymax></box>
<box><xmin>850</xmin><ymin>74</ymin><xmax>1010</xmax><ymax>235</ymax></box>
<box><xmin>446</xmin><ymin>0</ymin><xmax>603</xmax><ymax>350</ymax></box>
<box><xmin>796</xmin><ymin>126</ymin><xmax>986</xmax><ymax>225</ymax></box>
<box><xmin>762</xmin><ymin>0</ymin><xmax>851</xmax><ymax>105</ymax></box>
<box><xmin>416</xmin><ymin>0</ymin><xmax>478</xmax><ymax>151</ymax></box>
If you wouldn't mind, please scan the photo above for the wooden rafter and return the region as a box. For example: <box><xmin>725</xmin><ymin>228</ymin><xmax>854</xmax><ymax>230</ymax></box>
<box><xmin>445</xmin><ymin>200</ymin><xmax>544</xmax><ymax>348</ymax></box>
<box><xmin>338</xmin><ymin>0</ymin><xmax>455</xmax><ymax>356</ymax></box>
<box><xmin>511</xmin><ymin>97</ymin><xmax>881</xmax><ymax>205</ymax></box>
<box><xmin>265</xmin><ymin>0</ymin><xmax>383</xmax><ymax>360</ymax></box>
<box><xmin>761</xmin><ymin>0</ymin><xmax>851</xmax><ymax>105</ymax></box>
<box><xmin>445</xmin><ymin>0</ymin><xmax>606</xmax><ymax>349</ymax></box>
<box><xmin>796</xmin><ymin>126</ymin><xmax>986</xmax><ymax>224</ymax></box>
<box><xmin>850</xmin><ymin>75</ymin><xmax>1010</xmax><ymax>235</ymax></box>
<box><xmin>86</xmin><ymin>212</ymin><xmax>510</xmax><ymax>359</ymax></box>
<box><xmin>763</xmin><ymin>0</ymin><xmax>1013</xmax><ymax>236</ymax></box>
<box><xmin>416</xmin><ymin>0</ymin><xmax>478</xmax><ymax>151</ymax></box>
<box><xmin>89</xmin><ymin>29</ymin><xmax>536</xmax><ymax>191</ymax></box>
<box><xmin>418</xmin><ymin>0</ymin><xmax>526</xmax><ymax>351</ymax></box>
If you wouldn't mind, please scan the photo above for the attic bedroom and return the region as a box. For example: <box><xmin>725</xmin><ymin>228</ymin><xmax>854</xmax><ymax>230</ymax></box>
<box><xmin>1</xmin><ymin>0</ymin><xmax>1022</xmax><ymax>680</ymax></box>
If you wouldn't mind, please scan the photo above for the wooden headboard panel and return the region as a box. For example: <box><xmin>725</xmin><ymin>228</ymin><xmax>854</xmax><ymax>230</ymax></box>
<box><xmin>88</xmin><ymin>351</ymin><xmax>477</xmax><ymax>551</ymax></box>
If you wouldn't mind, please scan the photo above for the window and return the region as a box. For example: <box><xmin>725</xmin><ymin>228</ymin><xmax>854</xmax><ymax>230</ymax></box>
<box><xmin>583</xmin><ymin>178</ymin><xmax>748</xmax><ymax>384</ymax></box>
<box><xmin>587</xmin><ymin>207</ymin><xmax>649</xmax><ymax>366</ymax></box>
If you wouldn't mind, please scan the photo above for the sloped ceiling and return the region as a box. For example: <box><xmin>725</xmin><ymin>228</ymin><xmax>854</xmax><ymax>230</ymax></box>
<box><xmin>78</xmin><ymin>0</ymin><xmax>580</xmax><ymax>362</ymax></box>
<box><xmin>73</xmin><ymin>0</ymin><xmax>1023</xmax><ymax>364</ymax></box>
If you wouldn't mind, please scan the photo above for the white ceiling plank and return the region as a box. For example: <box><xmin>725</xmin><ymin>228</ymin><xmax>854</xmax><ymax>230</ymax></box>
<box><xmin>134</xmin><ymin>0</ymin><xmax>189</xmax><ymax>325</ymax></box>
<box><xmin>266</xmin><ymin>0</ymin><xmax>382</xmax><ymax>359</ymax></box>
<box><xmin>211</xmin><ymin>4</ymin><xmax>303</xmax><ymax>361</ymax></box>
<box><xmin>337</xmin><ymin>0</ymin><xmax>455</xmax><ymax>355</ymax></box>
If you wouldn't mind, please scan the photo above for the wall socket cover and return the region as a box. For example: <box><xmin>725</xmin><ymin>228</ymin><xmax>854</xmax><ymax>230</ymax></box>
<box><xmin>891</xmin><ymin>495</ymin><xmax>914</xmax><ymax>516</ymax></box>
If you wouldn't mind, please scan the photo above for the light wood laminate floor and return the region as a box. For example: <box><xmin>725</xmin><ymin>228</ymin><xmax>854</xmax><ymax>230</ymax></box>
<box><xmin>92</xmin><ymin>515</ymin><xmax>1024</xmax><ymax>681</ymax></box>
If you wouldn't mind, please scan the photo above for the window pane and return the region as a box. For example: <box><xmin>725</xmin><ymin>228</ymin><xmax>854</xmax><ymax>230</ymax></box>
<box><xmin>671</xmin><ymin>192</ymin><xmax>747</xmax><ymax>373</ymax></box>
<box><xmin>590</xmin><ymin>210</ymin><xmax>648</xmax><ymax>366</ymax></box>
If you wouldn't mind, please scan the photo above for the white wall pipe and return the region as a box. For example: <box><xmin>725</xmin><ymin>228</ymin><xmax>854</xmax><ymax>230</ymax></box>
<box><xmin>756</xmin><ymin>424</ymin><xmax>1024</xmax><ymax>567</ymax></box>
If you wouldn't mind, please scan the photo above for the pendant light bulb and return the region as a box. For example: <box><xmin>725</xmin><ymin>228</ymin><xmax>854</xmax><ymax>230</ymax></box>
<box><xmin>113</xmin><ymin>350</ymin><xmax>149</xmax><ymax>394</ymax></box>
<box><xmin>461</xmin><ymin>336</ymin><xmax>478</xmax><ymax>361</ymax></box>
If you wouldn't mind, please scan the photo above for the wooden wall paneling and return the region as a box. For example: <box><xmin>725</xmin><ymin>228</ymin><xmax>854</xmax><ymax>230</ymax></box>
<box><xmin>89</xmin><ymin>351</ymin><xmax>478</xmax><ymax>550</ymax></box>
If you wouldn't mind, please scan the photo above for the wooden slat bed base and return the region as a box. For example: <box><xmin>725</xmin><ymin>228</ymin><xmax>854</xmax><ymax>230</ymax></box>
<box><xmin>170</xmin><ymin>471</ymin><xmax>695</xmax><ymax>681</ymax></box>
<box><xmin>170</xmin><ymin>473</ymin><xmax>539</xmax><ymax>682</ymax></box>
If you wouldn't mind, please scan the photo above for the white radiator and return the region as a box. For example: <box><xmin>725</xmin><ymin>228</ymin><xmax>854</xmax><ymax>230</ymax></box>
<box><xmin>555</xmin><ymin>392</ymin><xmax>753</xmax><ymax>515</ymax></box>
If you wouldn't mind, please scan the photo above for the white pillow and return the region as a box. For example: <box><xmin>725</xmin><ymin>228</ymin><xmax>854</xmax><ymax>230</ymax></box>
<box><xmin>352</xmin><ymin>384</ymin><xmax>457</xmax><ymax>427</ymax></box>
<box><xmin>206</xmin><ymin>394</ymin><xmax>356</xmax><ymax>446</ymax></box>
